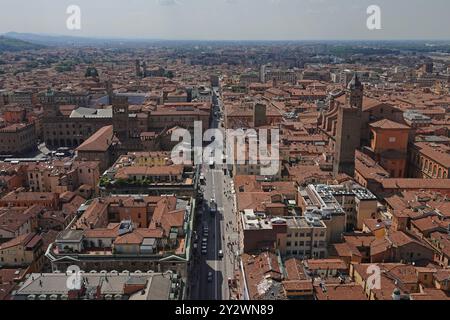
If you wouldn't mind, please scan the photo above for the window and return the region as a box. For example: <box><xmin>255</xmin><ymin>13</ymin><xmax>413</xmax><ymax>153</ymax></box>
<box><xmin>389</xmin><ymin>137</ymin><xmax>396</xmax><ymax>143</ymax></box>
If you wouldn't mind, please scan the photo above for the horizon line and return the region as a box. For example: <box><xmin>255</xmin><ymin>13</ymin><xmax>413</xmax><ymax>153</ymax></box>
<box><xmin>3</xmin><ymin>32</ymin><xmax>450</xmax><ymax>43</ymax></box>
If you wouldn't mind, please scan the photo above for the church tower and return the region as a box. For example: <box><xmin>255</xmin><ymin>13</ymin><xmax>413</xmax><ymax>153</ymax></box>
<box><xmin>42</xmin><ymin>88</ymin><xmax>59</xmax><ymax>118</ymax></box>
<box><xmin>135</xmin><ymin>59</ymin><xmax>142</xmax><ymax>78</ymax></box>
<box><xmin>346</xmin><ymin>73</ymin><xmax>363</xmax><ymax>109</ymax></box>
<box><xmin>112</xmin><ymin>95</ymin><xmax>129</xmax><ymax>141</ymax></box>
<box><xmin>333</xmin><ymin>73</ymin><xmax>363</xmax><ymax>177</ymax></box>
<box><xmin>105</xmin><ymin>80</ymin><xmax>113</xmax><ymax>105</ymax></box>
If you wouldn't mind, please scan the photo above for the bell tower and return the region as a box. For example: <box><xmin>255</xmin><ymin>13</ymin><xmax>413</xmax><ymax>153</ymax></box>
<box><xmin>105</xmin><ymin>80</ymin><xmax>113</xmax><ymax>105</ymax></box>
<box><xmin>135</xmin><ymin>59</ymin><xmax>142</xmax><ymax>78</ymax></box>
<box><xmin>112</xmin><ymin>95</ymin><xmax>129</xmax><ymax>141</ymax></box>
<box><xmin>346</xmin><ymin>73</ymin><xmax>363</xmax><ymax>109</ymax></box>
<box><xmin>42</xmin><ymin>88</ymin><xmax>59</xmax><ymax>118</ymax></box>
<box><xmin>333</xmin><ymin>73</ymin><xmax>364</xmax><ymax>177</ymax></box>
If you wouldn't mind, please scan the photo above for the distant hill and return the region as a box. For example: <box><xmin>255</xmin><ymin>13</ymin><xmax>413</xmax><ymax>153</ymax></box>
<box><xmin>0</xmin><ymin>35</ymin><xmax>44</xmax><ymax>52</ymax></box>
<box><xmin>3</xmin><ymin>32</ymin><xmax>167</xmax><ymax>48</ymax></box>
<box><xmin>4</xmin><ymin>31</ymin><xmax>103</xmax><ymax>47</ymax></box>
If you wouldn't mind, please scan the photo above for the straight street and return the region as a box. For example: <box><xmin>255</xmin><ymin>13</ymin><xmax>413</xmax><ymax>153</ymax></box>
<box><xmin>189</xmin><ymin>87</ymin><xmax>241</xmax><ymax>300</ymax></box>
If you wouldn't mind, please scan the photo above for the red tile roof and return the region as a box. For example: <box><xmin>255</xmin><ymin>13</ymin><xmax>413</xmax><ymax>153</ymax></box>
<box><xmin>76</xmin><ymin>125</ymin><xmax>114</xmax><ymax>152</ymax></box>
<box><xmin>370</xmin><ymin>119</ymin><xmax>410</xmax><ymax>130</ymax></box>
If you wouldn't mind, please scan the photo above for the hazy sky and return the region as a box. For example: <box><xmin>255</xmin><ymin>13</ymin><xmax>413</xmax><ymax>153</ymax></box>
<box><xmin>0</xmin><ymin>0</ymin><xmax>449</xmax><ymax>40</ymax></box>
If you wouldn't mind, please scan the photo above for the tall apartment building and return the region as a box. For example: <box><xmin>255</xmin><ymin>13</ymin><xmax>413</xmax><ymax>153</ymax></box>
<box><xmin>284</xmin><ymin>216</ymin><xmax>327</xmax><ymax>259</ymax></box>
<box><xmin>298</xmin><ymin>184</ymin><xmax>346</xmax><ymax>243</ymax></box>
<box><xmin>240</xmin><ymin>209</ymin><xmax>328</xmax><ymax>259</ymax></box>
<box><xmin>298</xmin><ymin>183</ymin><xmax>377</xmax><ymax>235</ymax></box>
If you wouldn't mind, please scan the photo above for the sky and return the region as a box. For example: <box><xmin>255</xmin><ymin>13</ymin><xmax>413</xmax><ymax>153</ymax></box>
<box><xmin>0</xmin><ymin>0</ymin><xmax>449</xmax><ymax>40</ymax></box>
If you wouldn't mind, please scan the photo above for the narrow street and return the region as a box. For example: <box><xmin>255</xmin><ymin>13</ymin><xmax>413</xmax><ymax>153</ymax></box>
<box><xmin>189</xmin><ymin>87</ymin><xmax>241</xmax><ymax>300</ymax></box>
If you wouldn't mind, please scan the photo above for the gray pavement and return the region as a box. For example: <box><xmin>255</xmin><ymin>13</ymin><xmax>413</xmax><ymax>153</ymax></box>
<box><xmin>189</xmin><ymin>88</ymin><xmax>241</xmax><ymax>300</ymax></box>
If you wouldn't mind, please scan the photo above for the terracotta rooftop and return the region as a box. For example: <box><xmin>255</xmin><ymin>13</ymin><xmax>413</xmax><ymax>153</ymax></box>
<box><xmin>76</xmin><ymin>125</ymin><xmax>114</xmax><ymax>152</ymax></box>
<box><xmin>304</xmin><ymin>259</ymin><xmax>347</xmax><ymax>271</ymax></box>
<box><xmin>314</xmin><ymin>282</ymin><xmax>367</xmax><ymax>300</ymax></box>
<box><xmin>370</xmin><ymin>119</ymin><xmax>410</xmax><ymax>130</ymax></box>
